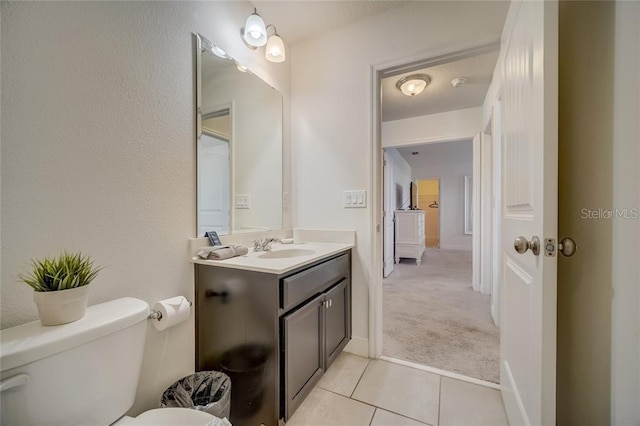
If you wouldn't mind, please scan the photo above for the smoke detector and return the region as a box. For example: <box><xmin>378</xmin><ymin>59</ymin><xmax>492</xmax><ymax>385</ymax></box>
<box><xmin>451</xmin><ymin>77</ymin><xmax>468</xmax><ymax>88</ymax></box>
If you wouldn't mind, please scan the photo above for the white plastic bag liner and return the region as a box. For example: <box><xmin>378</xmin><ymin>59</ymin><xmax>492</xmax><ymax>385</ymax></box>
<box><xmin>160</xmin><ymin>371</ymin><xmax>231</xmax><ymax>419</ymax></box>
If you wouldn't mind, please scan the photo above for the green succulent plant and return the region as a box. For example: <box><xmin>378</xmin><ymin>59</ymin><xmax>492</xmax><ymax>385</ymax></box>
<box><xmin>19</xmin><ymin>251</ymin><xmax>103</xmax><ymax>292</ymax></box>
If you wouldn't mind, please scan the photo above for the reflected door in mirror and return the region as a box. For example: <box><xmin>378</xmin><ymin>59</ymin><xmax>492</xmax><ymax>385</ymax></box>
<box><xmin>198</xmin><ymin>134</ymin><xmax>230</xmax><ymax>236</ymax></box>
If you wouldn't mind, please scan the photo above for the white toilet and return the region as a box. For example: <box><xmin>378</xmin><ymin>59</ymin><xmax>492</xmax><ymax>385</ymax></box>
<box><xmin>0</xmin><ymin>297</ymin><xmax>218</xmax><ymax>425</ymax></box>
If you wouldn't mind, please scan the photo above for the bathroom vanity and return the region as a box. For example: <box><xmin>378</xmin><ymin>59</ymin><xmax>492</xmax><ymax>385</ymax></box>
<box><xmin>194</xmin><ymin>243</ymin><xmax>352</xmax><ymax>425</ymax></box>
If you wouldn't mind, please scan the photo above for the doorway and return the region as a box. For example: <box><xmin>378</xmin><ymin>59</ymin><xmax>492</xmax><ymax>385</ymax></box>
<box><xmin>373</xmin><ymin>44</ymin><xmax>502</xmax><ymax>386</ymax></box>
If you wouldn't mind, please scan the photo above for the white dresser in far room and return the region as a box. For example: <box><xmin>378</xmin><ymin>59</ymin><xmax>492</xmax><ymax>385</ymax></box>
<box><xmin>394</xmin><ymin>210</ymin><xmax>426</xmax><ymax>265</ymax></box>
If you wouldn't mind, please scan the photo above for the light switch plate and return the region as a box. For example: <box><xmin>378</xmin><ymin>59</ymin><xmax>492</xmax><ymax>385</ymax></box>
<box><xmin>235</xmin><ymin>194</ymin><xmax>250</xmax><ymax>209</ymax></box>
<box><xmin>344</xmin><ymin>190</ymin><xmax>367</xmax><ymax>208</ymax></box>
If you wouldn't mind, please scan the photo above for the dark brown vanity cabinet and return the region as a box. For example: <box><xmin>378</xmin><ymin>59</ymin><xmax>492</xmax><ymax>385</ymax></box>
<box><xmin>282</xmin><ymin>277</ymin><xmax>351</xmax><ymax>419</ymax></box>
<box><xmin>195</xmin><ymin>250</ymin><xmax>351</xmax><ymax>426</ymax></box>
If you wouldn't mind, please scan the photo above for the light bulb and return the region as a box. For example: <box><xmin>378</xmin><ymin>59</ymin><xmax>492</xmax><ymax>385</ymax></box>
<box><xmin>265</xmin><ymin>33</ymin><xmax>286</xmax><ymax>63</ymax></box>
<box><xmin>243</xmin><ymin>11</ymin><xmax>267</xmax><ymax>47</ymax></box>
<box><xmin>396</xmin><ymin>74</ymin><xmax>431</xmax><ymax>97</ymax></box>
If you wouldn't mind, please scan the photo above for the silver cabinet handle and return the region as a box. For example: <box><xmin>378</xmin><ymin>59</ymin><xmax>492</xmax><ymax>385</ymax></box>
<box><xmin>514</xmin><ymin>235</ymin><xmax>541</xmax><ymax>256</ymax></box>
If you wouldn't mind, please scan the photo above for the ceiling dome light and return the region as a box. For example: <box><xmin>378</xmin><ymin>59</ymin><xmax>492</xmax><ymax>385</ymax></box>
<box><xmin>242</xmin><ymin>9</ymin><xmax>267</xmax><ymax>47</ymax></box>
<box><xmin>265</xmin><ymin>26</ymin><xmax>285</xmax><ymax>63</ymax></box>
<box><xmin>396</xmin><ymin>74</ymin><xmax>431</xmax><ymax>97</ymax></box>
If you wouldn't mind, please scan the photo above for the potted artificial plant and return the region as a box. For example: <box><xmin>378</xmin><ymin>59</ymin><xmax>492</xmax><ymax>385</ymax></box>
<box><xmin>19</xmin><ymin>251</ymin><xmax>102</xmax><ymax>326</ymax></box>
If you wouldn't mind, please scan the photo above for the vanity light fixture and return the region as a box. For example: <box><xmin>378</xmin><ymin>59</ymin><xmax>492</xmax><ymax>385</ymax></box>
<box><xmin>242</xmin><ymin>8</ymin><xmax>267</xmax><ymax>47</ymax></box>
<box><xmin>396</xmin><ymin>74</ymin><xmax>431</xmax><ymax>97</ymax></box>
<box><xmin>265</xmin><ymin>25</ymin><xmax>286</xmax><ymax>63</ymax></box>
<box><xmin>240</xmin><ymin>9</ymin><xmax>287</xmax><ymax>64</ymax></box>
<box><xmin>236</xmin><ymin>64</ymin><xmax>249</xmax><ymax>73</ymax></box>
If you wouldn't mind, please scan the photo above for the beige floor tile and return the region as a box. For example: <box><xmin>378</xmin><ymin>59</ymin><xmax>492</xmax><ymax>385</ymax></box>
<box><xmin>371</xmin><ymin>409</ymin><xmax>429</xmax><ymax>426</ymax></box>
<box><xmin>439</xmin><ymin>377</ymin><xmax>508</xmax><ymax>426</ymax></box>
<box><xmin>317</xmin><ymin>352</ymin><xmax>370</xmax><ymax>397</ymax></box>
<box><xmin>351</xmin><ymin>359</ymin><xmax>440</xmax><ymax>425</ymax></box>
<box><xmin>286</xmin><ymin>387</ymin><xmax>376</xmax><ymax>426</ymax></box>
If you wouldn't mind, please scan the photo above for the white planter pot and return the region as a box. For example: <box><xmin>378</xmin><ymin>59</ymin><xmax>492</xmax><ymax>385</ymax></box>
<box><xmin>33</xmin><ymin>285</ymin><xmax>90</xmax><ymax>326</ymax></box>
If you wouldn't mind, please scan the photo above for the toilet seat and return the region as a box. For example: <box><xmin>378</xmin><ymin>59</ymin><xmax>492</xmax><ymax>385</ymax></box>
<box><xmin>116</xmin><ymin>407</ymin><xmax>217</xmax><ymax>425</ymax></box>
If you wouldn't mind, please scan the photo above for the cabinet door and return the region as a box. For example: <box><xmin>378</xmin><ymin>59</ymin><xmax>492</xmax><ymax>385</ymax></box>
<box><xmin>324</xmin><ymin>279</ymin><xmax>351</xmax><ymax>368</ymax></box>
<box><xmin>282</xmin><ymin>294</ymin><xmax>325</xmax><ymax>420</ymax></box>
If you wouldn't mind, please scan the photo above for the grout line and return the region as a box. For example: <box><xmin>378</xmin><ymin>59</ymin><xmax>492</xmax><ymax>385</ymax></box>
<box><xmin>349</xmin><ymin>358</ymin><xmax>371</xmax><ymax>398</ymax></box>
<box><xmin>369</xmin><ymin>408</ymin><xmax>376</xmax><ymax>426</ymax></box>
<box><xmin>368</xmin><ymin>407</ymin><xmax>433</xmax><ymax>426</ymax></box>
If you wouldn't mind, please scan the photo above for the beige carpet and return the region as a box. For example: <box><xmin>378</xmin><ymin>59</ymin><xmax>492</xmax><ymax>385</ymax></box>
<box><xmin>383</xmin><ymin>248</ymin><xmax>500</xmax><ymax>383</ymax></box>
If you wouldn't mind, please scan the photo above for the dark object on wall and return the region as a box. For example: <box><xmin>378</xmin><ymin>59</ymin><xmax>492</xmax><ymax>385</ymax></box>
<box><xmin>410</xmin><ymin>181</ymin><xmax>419</xmax><ymax>210</ymax></box>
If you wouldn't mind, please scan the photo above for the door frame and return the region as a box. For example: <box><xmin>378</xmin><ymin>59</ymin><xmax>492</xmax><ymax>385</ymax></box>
<box><xmin>369</xmin><ymin>40</ymin><xmax>500</xmax><ymax>358</ymax></box>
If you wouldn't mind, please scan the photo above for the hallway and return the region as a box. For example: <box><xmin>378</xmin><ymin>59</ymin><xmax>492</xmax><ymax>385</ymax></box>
<box><xmin>383</xmin><ymin>249</ymin><xmax>499</xmax><ymax>383</ymax></box>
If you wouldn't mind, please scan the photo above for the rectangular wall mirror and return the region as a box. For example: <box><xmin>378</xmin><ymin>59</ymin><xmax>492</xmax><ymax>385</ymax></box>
<box><xmin>196</xmin><ymin>33</ymin><xmax>283</xmax><ymax>237</ymax></box>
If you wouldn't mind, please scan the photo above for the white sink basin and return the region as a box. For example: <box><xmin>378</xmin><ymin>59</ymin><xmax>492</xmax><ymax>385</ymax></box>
<box><xmin>258</xmin><ymin>249</ymin><xmax>316</xmax><ymax>259</ymax></box>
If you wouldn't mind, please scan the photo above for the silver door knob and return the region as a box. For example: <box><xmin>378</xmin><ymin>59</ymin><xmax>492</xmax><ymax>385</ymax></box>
<box><xmin>558</xmin><ymin>237</ymin><xmax>577</xmax><ymax>257</ymax></box>
<box><xmin>514</xmin><ymin>235</ymin><xmax>541</xmax><ymax>256</ymax></box>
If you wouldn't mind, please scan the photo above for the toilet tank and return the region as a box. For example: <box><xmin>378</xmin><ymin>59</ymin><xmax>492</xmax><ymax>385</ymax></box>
<box><xmin>0</xmin><ymin>297</ymin><xmax>149</xmax><ymax>426</ymax></box>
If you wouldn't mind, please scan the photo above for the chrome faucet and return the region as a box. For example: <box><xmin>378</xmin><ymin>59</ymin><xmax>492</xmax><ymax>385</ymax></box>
<box><xmin>252</xmin><ymin>237</ymin><xmax>280</xmax><ymax>252</ymax></box>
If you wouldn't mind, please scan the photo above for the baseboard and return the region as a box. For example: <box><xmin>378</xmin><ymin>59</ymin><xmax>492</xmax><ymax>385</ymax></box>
<box><xmin>344</xmin><ymin>336</ymin><xmax>369</xmax><ymax>358</ymax></box>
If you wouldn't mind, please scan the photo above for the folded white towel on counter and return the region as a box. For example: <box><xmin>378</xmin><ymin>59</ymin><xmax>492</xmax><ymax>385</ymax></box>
<box><xmin>197</xmin><ymin>245</ymin><xmax>249</xmax><ymax>260</ymax></box>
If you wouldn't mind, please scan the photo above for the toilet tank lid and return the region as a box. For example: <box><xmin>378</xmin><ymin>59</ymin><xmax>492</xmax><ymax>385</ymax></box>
<box><xmin>0</xmin><ymin>297</ymin><xmax>149</xmax><ymax>372</ymax></box>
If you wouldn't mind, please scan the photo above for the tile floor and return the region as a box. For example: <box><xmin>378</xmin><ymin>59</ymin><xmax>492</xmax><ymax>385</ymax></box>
<box><xmin>287</xmin><ymin>352</ymin><xmax>509</xmax><ymax>426</ymax></box>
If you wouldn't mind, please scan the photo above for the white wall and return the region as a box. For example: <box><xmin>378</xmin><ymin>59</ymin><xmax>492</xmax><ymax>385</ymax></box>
<box><xmin>0</xmin><ymin>1</ymin><xmax>290</xmax><ymax>415</ymax></box>
<box><xmin>385</xmin><ymin>148</ymin><xmax>412</xmax><ymax>210</ymax></box>
<box><xmin>406</xmin><ymin>141</ymin><xmax>473</xmax><ymax>250</ymax></box>
<box><xmin>290</xmin><ymin>1</ymin><xmax>506</xmax><ymax>344</ymax></box>
<box><xmin>382</xmin><ymin>107</ymin><xmax>482</xmax><ymax>148</ymax></box>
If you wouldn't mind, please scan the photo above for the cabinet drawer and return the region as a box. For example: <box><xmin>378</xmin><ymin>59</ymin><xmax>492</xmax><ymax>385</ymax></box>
<box><xmin>281</xmin><ymin>253</ymin><xmax>349</xmax><ymax>311</ymax></box>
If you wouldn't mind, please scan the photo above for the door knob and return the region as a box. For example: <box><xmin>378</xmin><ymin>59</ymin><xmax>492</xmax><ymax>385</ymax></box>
<box><xmin>558</xmin><ymin>237</ymin><xmax>577</xmax><ymax>257</ymax></box>
<box><xmin>514</xmin><ymin>235</ymin><xmax>540</xmax><ymax>256</ymax></box>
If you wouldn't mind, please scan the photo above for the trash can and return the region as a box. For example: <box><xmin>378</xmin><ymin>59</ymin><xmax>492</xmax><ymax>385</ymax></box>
<box><xmin>220</xmin><ymin>344</ymin><xmax>268</xmax><ymax>418</ymax></box>
<box><xmin>160</xmin><ymin>371</ymin><xmax>231</xmax><ymax>419</ymax></box>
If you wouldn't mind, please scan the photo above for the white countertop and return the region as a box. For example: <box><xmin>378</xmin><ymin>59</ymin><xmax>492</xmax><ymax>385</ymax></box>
<box><xmin>191</xmin><ymin>242</ymin><xmax>354</xmax><ymax>274</ymax></box>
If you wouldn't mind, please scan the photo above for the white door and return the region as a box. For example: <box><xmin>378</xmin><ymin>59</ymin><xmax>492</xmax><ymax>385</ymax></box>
<box><xmin>198</xmin><ymin>133</ymin><xmax>230</xmax><ymax>236</ymax></box>
<box><xmin>491</xmin><ymin>99</ymin><xmax>503</xmax><ymax>325</ymax></box>
<box><xmin>500</xmin><ymin>1</ymin><xmax>558</xmax><ymax>425</ymax></box>
<box><xmin>383</xmin><ymin>151</ymin><xmax>394</xmax><ymax>277</ymax></box>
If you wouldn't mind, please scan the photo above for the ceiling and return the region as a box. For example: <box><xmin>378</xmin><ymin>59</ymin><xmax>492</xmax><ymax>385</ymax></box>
<box><xmin>382</xmin><ymin>50</ymin><xmax>500</xmax><ymax>122</ymax></box>
<box><xmin>252</xmin><ymin>0</ymin><xmax>408</xmax><ymax>44</ymax></box>
<box><xmin>248</xmin><ymin>1</ymin><xmax>508</xmax><ymax>123</ymax></box>
<box><xmin>397</xmin><ymin>139</ymin><xmax>472</xmax><ymax>167</ymax></box>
